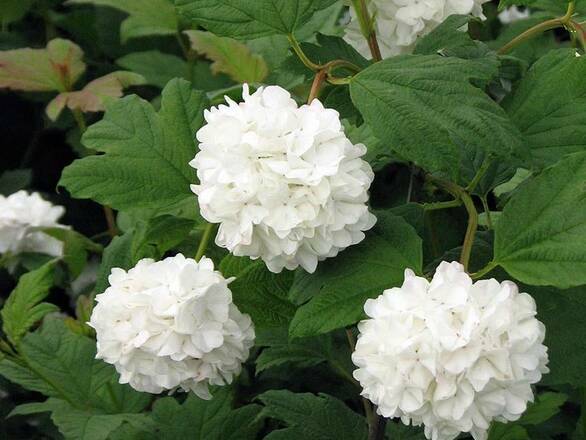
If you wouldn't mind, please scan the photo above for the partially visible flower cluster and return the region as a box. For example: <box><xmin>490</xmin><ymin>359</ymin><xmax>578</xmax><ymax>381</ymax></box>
<box><xmin>498</xmin><ymin>6</ymin><xmax>530</xmax><ymax>24</ymax></box>
<box><xmin>0</xmin><ymin>190</ymin><xmax>66</xmax><ymax>257</ymax></box>
<box><xmin>344</xmin><ymin>0</ymin><xmax>491</xmax><ymax>58</ymax></box>
<box><xmin>352</xmin><ymin>261</ymin><xmax>549</xmax><ymax>440</ymax></box>
<box><xmin>190</xmin><ymin>85</ymin><xmax>376</xmax><ymax>273</ymax></box>
<box><xmin>89</xmin><ymin>254</ymin><xmax>255</xmax><ymax>399</ymax></box>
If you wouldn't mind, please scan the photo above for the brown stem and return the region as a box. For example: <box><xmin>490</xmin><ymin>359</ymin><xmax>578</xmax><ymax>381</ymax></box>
<box><xmin>427</xmin><ymin>176</ymin><xmax>478</xmax><ymax>272</ymax></box>
<box><xmin>308</xmin><ymin>70</ymin><xmax>328</xmax><ymax>103</ymax></box>
<box><xmin>103</xmin><ymin>206</ymin><xmax>118</xmax><ymax>238</ymax></box>
<box><xmin>351</xmin><ymin>0</ymin><xmax>382</xmax><ymax>61</ymax></box>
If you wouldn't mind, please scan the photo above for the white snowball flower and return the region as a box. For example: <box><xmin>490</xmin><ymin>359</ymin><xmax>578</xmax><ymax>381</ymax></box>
<box><xmin>352</xmin><ymin>261</ymin><xmax>549</xmax><ymax>440</ymax></box>
<box><xmin>89</xmin><ymin>254</ymin><xmax>255</xmax><ymax>399</ymax></box>
<box><xmin>0</xmin><ymin>190</ymin><xmax>66</xmax><ymax>257</ymax></box>
<box><xmin>190</xmin><ymin>85</ymin><xmax>376</xmax><ymax>273</ymax></box>
<box><xmin>498</xmin><ymin>6</ymin><xmax>530</xmax><ymax>24</ymax></box>
<box><xmin>344</xmin><ymin>0</ymin><xmax>491</xmax><ymax>58</ymax></box>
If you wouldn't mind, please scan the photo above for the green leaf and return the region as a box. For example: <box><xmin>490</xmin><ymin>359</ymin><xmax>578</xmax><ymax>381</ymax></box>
<box><xmin>67</xmin><ymin>0</ymin><xmax>178</xmax><ymax>42</ymax></box>
<box><xmin>493</xmin><ymin>152</ymin><xmax>586</xmax><ymax>288</ymax></box>
<box><xmin>349</xmin><ymin>54</ymin><xmax>525</xmax><ymax>182</ymax></box>
<box><xmin>116</xmin><ymin>51</ymin><xmax>188</xmax><ymax>88</ymax></box>
<box><xmin>289</xmin><ymin>213</ymin><xmax>422</xmax><ymax>338</ymax></box>
<box><xmin>59</xmin><ymin>79</ymin><xmax>207</xmax><ymax>218</ymax></box>
<box><xmin>185</xmin><ymin>30</ymin><xmax>268</xmax><ymax>83</ymax></box>
<box><xmin>530</xmin><ymin>285</ymin><xmax>586</xmax><ymax>386</ymax></box>
<box><xmin>94</xmin><ymin>214</ymin><xmax>195</xmax><ymax>294</ymax></box>
<box><xmin>49</xmin><ymin>399</ymin><xmax>153</xmax><ymax>440</ymax></box>
<box><xmin>256</xmin><ymin>327</ymin><xmax>330</xmax><ymax>373</ymax></box>
<box><xmin>151</xmin><ymin>388</ymin><xmax>233</xmax><ymax>439</ymax></box>
<box><xmin>517</xmin><ymin>392</ymin><xmax>568</xmax><ymax>425</ymax></box>
<box><xmin>46</xmin><ymin>71</ymin><xmax>146</xmax><ymax>121</ymax></box>
<box><xmin>502</xmin><ymin>49</ymin><xmax>586</xmax><ymax>168</ymax></box>
<box><xmin>0</xmin><ymin>169</ymin><xmax>31</xmax><ymax>195</ymax></box>
<box><xmin>220</xmin><ymin>255</ymin><xmax>296</xmax><ymax>328</ymax></box>
<box><xmin>414</xmin><ymin>15</ymin><xmax>489</xmax><ymax>59</ymax></box>
<box><xmin>1</xmin><ymin>262</ymin><xmax>58</xmax><ymax>345</ymax></box>
<box><xmin>488</xmin><ymin>391</ymin><xmax>571</xmax><ymax>438</ymax></box>
<box><xmin>220</xmin><ymin>404</ymin><xmax>265</xmax><ymax>440</ymax></box>
<box><xmin>175</xmin><ymin>0</ymin><xmax>339</xmax><ymax>40</ymax></box>
<box><xmin>0</xmin><ymin>38</ymin><xmax>85</xmax><ymax>92</ymax></box>
<box><xmin>258</xmin><ymin>390</ymin><xmax>367</xmax><ymax>440</ymax></box>
<box><xmin>0</xmin><ymin>320</ymin><xmax>118</xmax><ymax>414</ymax></box>
<box><xmin>489</xmin><ymin>424</ymin><xmax>529</xmax><ymax>440</ymax></box>
<box><xmin>41</xmin><ymin>228</ymin><xmax>102</xmax><ymax>278</ymax></box>
<box><xmin>0</xmin><ymin>0</ymin><xmax>34</xmax><ymax>26</ymax></box>
<box><xmin>385</xmin><ymin>421</ymin><xmax>426</xmax><ymax>439</ymax></box>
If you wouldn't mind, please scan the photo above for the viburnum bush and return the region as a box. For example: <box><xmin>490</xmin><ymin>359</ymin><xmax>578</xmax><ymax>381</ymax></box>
<box><xmin>0</xmin><ymin>0</ymin><xmax>585</xmax><ymax>439</ymax></box>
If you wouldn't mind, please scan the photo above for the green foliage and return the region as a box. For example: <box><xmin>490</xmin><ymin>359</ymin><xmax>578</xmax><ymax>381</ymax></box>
<box><xmin>0</xmin><ymin>169</ymin><xmax>31</xmax><ymax>196</ymax></box>
<box><xmin>220</xmin><ymin>255</ymin><xmax>296</xmax><ymax>328</ymax></box>
<box><xmin>95</xmin><ymin>215</ymin><xmax>196</xmax><ymax>293</ymax></box>
<box><xmin>488</xmin><ymin>392</ymin><xmax>568</xmax><ymax>439</ymax></box>
<box><xmin>175</xmin><ymin>0</ymin><xmax>339</xmax><ymax>39</ymax></box>
<box><xmin>259</xmin><ymin>390</ymin><xmax>368</xmax><ymax>439</ymax></box>
<box><xmin>116</xmin><ymin>51</ymin><xmax>189</xmax><ymax>88</ymax></box>
<box><xmin>148</xmin><ymin>388</ymin><xmax>263</xmax><ymax>440</ymax></box>
<box><xmin>2</xmin><ymin>1</ymin><xmax>586</xmax><ymax>438</ymax></box>
<box><xmin>503</xmin><ymin>49</ymin><xmax>586</xmax><ymax>168</ymax></box>
<box><xmin>60</xmin><ymin>79</ymin><xmax>207</xmax><ymax>218</ymax></box>
<box><xmin>349</xmin><ymin>54</ymin><xmax>526</xmax><ymax>183</ymax></box>
<box><xmin>1</xmin><ymin>261</ymin><xmax>58</xmax><ymax>345</ymax></box>
<box><xmin>494</xmin><ymin>152</ymin><xmax>586</xmax><ymax>288</ymax></box>
<box><xmin>531</xmin><ymin>285</ymin><xmax>586</xmax><ymax>386</ymax></box>
<box><xmin>68</xmin><ymin>0</ymin><xmax>178</xmax><ymax>42</ymax></box>
<box><xmin>185</xmin><ymin>30</ymin><xmax>268</xmax><ymax>83</ymax></box>
<box><xmin>289</xmin><ymin>213</ymin><xmax>422</xmax><ymax>337</ymax></box>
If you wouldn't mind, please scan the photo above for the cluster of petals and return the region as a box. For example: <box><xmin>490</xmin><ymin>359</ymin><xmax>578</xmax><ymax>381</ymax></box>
<box><xmin>352</xmin><ymin>261</ymin><xmax>549</xmax><ymax>440</ymax></box>
<box><xmin>344</xmin><ymin>0</ymin><xmax>490</xmax><ymax>58</ymax></box>
<box><xmin>190</xmin><ymin>85</ymin><xmax>376</xmax><ymax>273</ymax></box>
<box><xmin>0</xmin><ymin>190</ymin><xmax>66</xmax><ymax>257</ymax></box>
<box><xmin>89</xmin><ymin>254</ymin><xmax>255</xmax><ymax>399</ymax></box>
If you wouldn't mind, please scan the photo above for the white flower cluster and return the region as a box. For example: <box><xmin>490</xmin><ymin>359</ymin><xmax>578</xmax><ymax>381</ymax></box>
<box><xmin>344</xmin><ymin>0</ymin><xmax>490</xmax><ymax>58</ymax></box>
<box><xmin>352</xmin><ymin>261</ymin><xmax>548</xmax><ymax>440</ymax></box>
<box><xmin>190</xmin><ymin>85</ymin><xmax>376</xmax><ymax>273</ymax></box>
<box><xmin>0</xmin><ymin>190</ymin><xmax>66</xmax><ymax>257</ymax></box>
<box><xmin>89</xmin><ymin>254</ymin><xmax>255</xmax><ymax>399</ymax></box>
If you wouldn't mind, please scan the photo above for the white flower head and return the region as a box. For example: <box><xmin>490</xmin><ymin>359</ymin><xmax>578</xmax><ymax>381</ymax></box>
<box><xmin>190</xmin><ymin>85</ymin><xmax>376</xmax><ymax>273</ymax></box>
<box><xmin>0</xmin><ymin>190</ymin><xmax>66</xmax><ymax>257</ymax></box>
<box><xmin>344</xmin><ymin>0</ymin><xmax>491</xmax><ymax>58</ymax></box>
<box><xmin>89</xmin><ymin>254</ymin><xmax>255</xmax><ymax>399</ymax></box>
<box><xmin>352</xmin><ymin>261</ymin><xmax>549</xmax><ymax>440</ymax></box>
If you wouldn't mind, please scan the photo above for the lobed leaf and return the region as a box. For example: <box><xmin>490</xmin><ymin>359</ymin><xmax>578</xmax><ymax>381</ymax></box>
<box><xmin>289</xmin><ymin>213</ymin><xmax>422</xmax><ymax>337</ymax></box>
<box><xmin>175</xmin><ymin>0</ymin><xmax>339</xmax><ymax>40</ymax></box>
<box><xmin>59</xmin><ymin>79</ymin><xmax>207</xmax><ymax>218</ymax></box>
<box><xmin>46</xmin><ymin>71</ymin><xmax>146</xmax><ymax>121</ymax></box>
<box><xmin>220</xmin><ymin>255</ymin><xmax>296</xmax><ymax>328</ymax></box>
<box><xmin>1</xmin><ymin>261</ymin><xmax>58</xmax><ymax>345</ymax></box>
<box><xmin>0</xmin><ymin>38</ymin><xmax>85</xmax><ymax>92</ymax></box>
<box><xmin>185</xmin><ymin>30</ymin><xmax>268</xmax><ymax>83</ymax></box>
<box><xmin>258</xmin><ymin>390</ymin><xmax>368</xmax><ymax>440</ymax></box>
<box><xmin>349</xmin><ymin>54</ymin><xmax>526</xmax><ymax>183</ymax></box>
<box><xmin>494</xmin><ymin>152</ymin><xmax>586</xmax><ymax>288</ymax></box>
<box><xmin>67</xmin><ymin>0</ymin><xmax>178</xmax><ymax>42</ymax></box>
<box><xmin>502</xmin><ymin>49</ymin><xmax>586</xmax><ymax>168</ymax></box>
